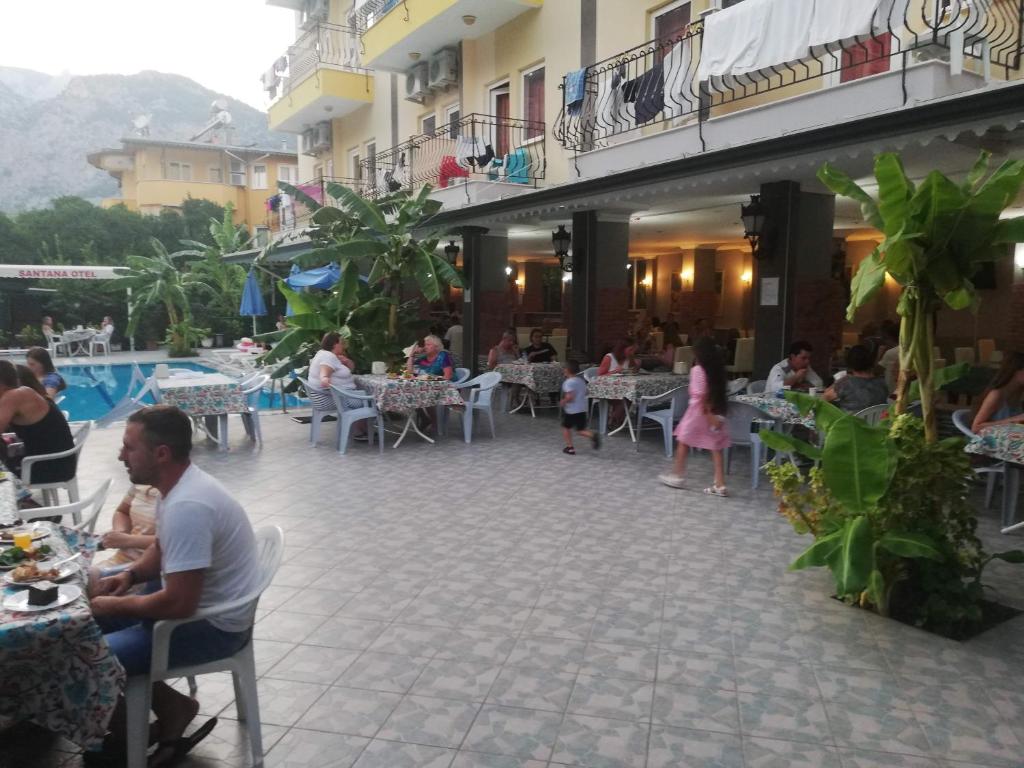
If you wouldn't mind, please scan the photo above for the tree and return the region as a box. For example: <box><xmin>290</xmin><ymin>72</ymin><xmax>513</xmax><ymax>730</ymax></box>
<box><xmin>817</xmin><ymin>151</ymin><xmax>1024</xmax><ymax>442</ymax></box>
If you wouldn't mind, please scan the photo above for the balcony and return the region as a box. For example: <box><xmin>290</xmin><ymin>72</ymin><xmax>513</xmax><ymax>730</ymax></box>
<box><xmin>553</xmin><ymin>0</ymin><xmax>1022</xmax><ymax>178</ymax></box>
<box><xmin>360</xmin><ymin>113</ymin><xmax>546</xmax><ymax>208</ymax></box>
<box><xmin>266</xmin><ymin>23</ymin><xmax>374</xmax><ymax>133</ymax></box>
<box><xmin>355</xmin><ymin>0</ymin><xmax>542</xmax><ymax>71</ymax></box>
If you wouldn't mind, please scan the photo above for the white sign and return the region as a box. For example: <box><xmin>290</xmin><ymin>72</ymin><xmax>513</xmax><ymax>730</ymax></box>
<box><xmin>0</xmin><ymin>265</ymin><xmax>123</xmax><ymax>280</ymax></box>
<box><xmin>760</xmin><ymin>277</ymin><xmax>779</xmax><ymax>307</ymax></box>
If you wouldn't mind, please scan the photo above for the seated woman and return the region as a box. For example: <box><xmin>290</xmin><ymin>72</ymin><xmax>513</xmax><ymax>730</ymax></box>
<box><xmin>972</xmin><ymin>351</ymin><xmax>1024</xmax><ymax>432</ymax></box>
<box><xmin>310</xmin><ymin>332</ymin><xmax>356</xmax><ymax>392</ymax></box>
<box><xmin>597</xmin><ymin>338</ymin><xmax>639</xmax><ymax>427</ymax></box>
<box><xmin>522</xmin><ymin>328</ymin><xmax>557</xmax><ymax>363</ymax></box>
<box><xmin>88</xmin><ymin>485</ymin><xmax>159</xmax><ymax>591</ymax></box>
<box><xmin>25</xmin><ymin>347</ymin><xmax>66</xmax><ymax>400</ymax></box>
<box><xmin>823</xmin><ymin>345</ymin><xmax>890</xmax><ymax>413</ymax></box>
<box><xmin>407</xmin><ymin>334</ymin><xmax>455</xmax><ymax>380</ymax></box>
<box><xmin>487</xmin><ymin>330</ymin><xmax>520</xmax><ymax>369</ymax></box>
<box><xmin>0</xmin><ymin>360</ymin><xmax>76</xmax><ymax>486</ymax></box>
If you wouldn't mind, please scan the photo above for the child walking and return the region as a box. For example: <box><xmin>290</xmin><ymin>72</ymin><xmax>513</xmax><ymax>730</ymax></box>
<box><xmin>659</xmin><ymin>337</ymin><xmax>731</xmax><ymax>495</ymax></box>
<box><xmin>560</xmin><ymin>360</ymin><xmax>600</xmax><ymax>454</ymax></box>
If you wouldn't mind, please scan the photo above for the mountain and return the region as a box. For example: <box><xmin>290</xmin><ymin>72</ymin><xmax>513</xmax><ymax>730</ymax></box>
<box><xmin>0</xmin><ymin>68</ymin><xmax>294</xmax><ymax>214</ymax></box>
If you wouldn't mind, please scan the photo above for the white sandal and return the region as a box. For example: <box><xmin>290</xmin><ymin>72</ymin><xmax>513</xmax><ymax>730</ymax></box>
<box><xmin>703</xmin><ymin>485</ymin><xmax>728</xmax><ymax>497</ymax></box>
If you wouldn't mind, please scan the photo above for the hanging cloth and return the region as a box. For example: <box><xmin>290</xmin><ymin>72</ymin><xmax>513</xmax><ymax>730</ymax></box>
<box><xmin>596</xmin><ymin>67</ymin><xmax>628</xmax><ymax>139</ymax></box>
<box><xmin>564</xmin><ymin>68</ymin><xmax>587</xmax><ymax>116</ymax></box>
<box><xmin>662</xmin><ymin>37</ymin><xmax>695</xmax><ymax>119</ymax></box>
<box><xmin>622</xmin><ymin>62</ymin><xmax>664</xmax><ymax>126</ymax></box>
<box><xmin>438</xmin><ymin>156</ymin><xmax>470</xmax><ymax>188</ymax></box>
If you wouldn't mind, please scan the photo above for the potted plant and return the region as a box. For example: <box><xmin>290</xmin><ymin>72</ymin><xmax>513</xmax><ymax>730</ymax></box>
<box><xmin>18</xmin><ymin>325</ymin><xmax>44</xmax><ymax>348</ymax></box>
<box><xmin>200</xmin><ymin>336</ymin><xmax>214</xmax><ymax>349</ymax></box>
<box><xmin>761</xmin><ymin>151</ymin><xmax>1024</xmax><ymax>637</ymax></box>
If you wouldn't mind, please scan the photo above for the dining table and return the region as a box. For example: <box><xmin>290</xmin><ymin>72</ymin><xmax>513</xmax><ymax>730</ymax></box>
<box><xmin>155</xmin><ymin>372</ymin><xmax>248</xmax><ymax>451</ymax></box>
<box><xmin>494</xmin><ymin>362</ymin><xmax>564</xmax><ymax>417</ymax></box>
<box><xmin>732</xmin><ymin>393</ymin><xmax>817</xmax><ymax>429</ymax></box>
<box><xmin>965</xmin><ymin>423</ymin><xmax>1023</xmax><ymax>533</ymax></box>
<box><xmin>61</xmin><ymin>328</ymin><xmax>99</xmax><ymax>356</ymax></box>
<box><xmin>0</xmin><ymin>512</ymin><xmax>125</xmax><ymax>749</ymax></box>
<box><xmin>587</xmin><ymin>372</ymin><xmax>688</xmax><ymax>438</ymax></box>
<box><xmin>354</xmin><ymin>374</ymin><xmax>464</xmax><ymax>447</ymax></box>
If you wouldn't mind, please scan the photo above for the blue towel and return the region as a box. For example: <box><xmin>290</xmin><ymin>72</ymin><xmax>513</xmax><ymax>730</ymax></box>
<box><xmin>565</xmin><ymin>68</ymin><xmax>587</xmax><ymax>116</ymax></box>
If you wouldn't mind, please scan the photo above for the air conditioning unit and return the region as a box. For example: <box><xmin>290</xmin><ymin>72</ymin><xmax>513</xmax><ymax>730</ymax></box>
<box><xmin>429</xmin><ymin>47</ymin><xmax>459</xmax><ymax>91</ymax></box>
<box><xmin>404</xmin><ymin>62</ymin><xmax>430</xmax><ymax>104</ymax></box>
<box><xmin>312</xmin><ymin>121</ymin><xmax>332</xmax><ymax>152</ymax></box>
<box><xmin>301</xmin><ymin>128</ymin><xmax>316</xmax><ymax>155</ymax></box>
<box><xmin>300</xmin><ymin>0</ymin><xmax>329</xmax><ymax>29</ymax></box>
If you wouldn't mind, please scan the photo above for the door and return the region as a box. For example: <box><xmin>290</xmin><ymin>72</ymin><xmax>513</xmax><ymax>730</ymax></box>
<box><xmin>490</xmin><ymin>84</ymin><xmax>510</xmax><ymax>157</ymax></box>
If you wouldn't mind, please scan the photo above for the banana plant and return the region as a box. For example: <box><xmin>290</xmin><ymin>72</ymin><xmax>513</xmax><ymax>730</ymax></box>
<box><xmin>818</xmin><ymin>151</ymin><xmax>1024</xmax><ymax>442</ymax></box>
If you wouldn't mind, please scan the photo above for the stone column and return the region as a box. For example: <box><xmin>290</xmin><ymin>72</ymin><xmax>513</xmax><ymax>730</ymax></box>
<box><xmin>752</xmin><ymin>181</ymin><xmax>841</xmax><ymax>379</ymax></box>
<box><xmin>570</xmin><ymin>211</ymin><xmax>631</xmax><ymax>361</ymax></box>
<box><xmin>461</xmin><ymin>226</ymin><xmax>510</xmax><ymax>374</ymax></box>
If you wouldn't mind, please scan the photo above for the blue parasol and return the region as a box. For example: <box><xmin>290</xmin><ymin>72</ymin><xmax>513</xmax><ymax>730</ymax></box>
<box><xmin>239</xmin><ymin>268</ymin><xmax>267</xmax><ymax>334</ymax></box>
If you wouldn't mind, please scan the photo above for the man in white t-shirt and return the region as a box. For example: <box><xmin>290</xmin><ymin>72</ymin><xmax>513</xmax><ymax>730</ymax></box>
<box><xmin>90</xmin><ymin>405</ymin><xmax>260</xmax><ymax>757</ymax></box>
<box><xmin>766</xmin><ymin>340</ymin><xmax>823</xmax><ymax>393</ymax></box>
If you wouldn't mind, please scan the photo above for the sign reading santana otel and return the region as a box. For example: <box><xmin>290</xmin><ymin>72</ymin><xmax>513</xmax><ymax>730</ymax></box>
<box><xmin>0</xmin><ymin>265</ymin><xmax>123</xmax><ymax>280</ymax></box>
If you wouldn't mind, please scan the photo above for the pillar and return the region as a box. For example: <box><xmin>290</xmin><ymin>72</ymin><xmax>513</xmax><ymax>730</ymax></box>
<box><xmin>461</xmin><ymin>226</ymin><xmax>509</xmax><ymax>374</ymax></box>
<box><xmin>570</xmin><ymin>211</ymin><xmax>631</xmax><ymax>361</ymax></box>
<box><xmin>675</xmin><ymin>247</ymin><xmax>718</xmax><ymax>339</ymax></box>
<box><xmin>752</xmin><ymin>181</ymin><xmax>841</xmax><ymax>378</ymax></box>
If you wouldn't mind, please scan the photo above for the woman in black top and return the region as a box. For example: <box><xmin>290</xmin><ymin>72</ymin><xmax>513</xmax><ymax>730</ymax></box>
<box><xmin>522</xmin><ymin>328</ymin><xmax>557</xmax><ymax>363</ymax></box>
<box><xmin>0</xmin><ymin>360</ymin><xmax>76</xmax><ymax>483</ymax></box>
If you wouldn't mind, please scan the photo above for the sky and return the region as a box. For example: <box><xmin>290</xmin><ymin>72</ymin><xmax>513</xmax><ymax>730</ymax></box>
<box><xmin>0</xmin><ymin>0</ymin><xmax>298</xmax><ymax>109</ymax></box>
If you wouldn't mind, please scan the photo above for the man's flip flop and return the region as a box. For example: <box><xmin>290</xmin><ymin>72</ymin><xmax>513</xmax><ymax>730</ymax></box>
<box><xmin>149</xmin><ymin>716</ymin><xmax>218</xmax><ymax>767</ymax></box>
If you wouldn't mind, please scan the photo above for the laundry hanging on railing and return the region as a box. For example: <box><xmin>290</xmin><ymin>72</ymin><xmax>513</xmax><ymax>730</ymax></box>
<box><xmin>597</xmin><ymin>67</ymin><xmax>630</xmax><ymax>134</ymax></box>
<box><xmin>266</xmin><ymin>194</ymin><xmax>281</xmax><ymax>213</ymax></box>
<box><xmin>622</xmin><ymin>62</ymin><xmax>664</xmax><ymax>126</ymax></box>
<box><xmin>294</xmin><ymin>183</ymin><xmax>324</xmax><ymax>204</ymax></box>
<box><xmin>438</xmin><ymin>156</ymin><xmax>471</xmax><ymax>188</ymax></box>
<box><xmin>662</xmin><ymin>37</ymin><xmax>696</xmax><ymax>118</ymax></box>
<box><xmin>565</xmin><ymin>68</ymin><xmax>587</xmax><ymax>116</ymax></box>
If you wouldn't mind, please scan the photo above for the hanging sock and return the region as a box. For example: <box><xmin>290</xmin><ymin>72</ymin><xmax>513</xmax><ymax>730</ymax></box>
<box><xmin>474</xmin><ymin>144</ymin><xmax>495</xmax><ymax>170</ymax></box>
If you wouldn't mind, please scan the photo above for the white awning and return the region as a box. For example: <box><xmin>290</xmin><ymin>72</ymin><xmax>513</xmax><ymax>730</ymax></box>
<box><xmin>0</xmin><ymin>265</ymin><xmax>124</xmax><ymax>280</ymax></box>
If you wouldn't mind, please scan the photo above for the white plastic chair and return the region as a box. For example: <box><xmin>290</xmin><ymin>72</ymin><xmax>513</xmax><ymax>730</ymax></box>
<box><xmin>44</xmin><ymin>330</ymin><xmax>69</xmax><ymax>358</ymax></box>
<box><xmin>330</xmin><ymin>386</ymin><xmax>384</xmax><ymax>455</ymax></box>
<box><xmin>747</xmin><ymin>380</ymin><xmax>767</xmax><ymax>395</ymax></box>
<box><xmin>297</xmin><ymin>377</ymin><xmax>339</xmax><ymax>447</ymax></box>
<box><xmin>452</xmin><ymin>367</ymin><xmax>471</xmax><ymax>386</ymax></box>
<box><xmin>581</xmin><ymin>366</ymin><xmax>601</xmax><ymax>424</ymax></box>
<box><xmin>727</xmin><ymin>378</ymin><xmax>749</xmax><ymax>396</ymax></box>
<box><xmin>451</xmin><ymin>371</ymin><xmax>502</xmax><ymax>443</ymax></box>
<box><xmin>723</xmin><ymin>402</ymin><xmax>769</xmax><ymax>490</ymax></box>
<box><xmin>854</xmin><ymin>403</ymin><xmax>890</xmax><ymax>426</ymax></box>
<box><xmin>726</xmin><ymin>338</ymin><xmax>754</xmax><ymax>375</ymax></box>
<box><xmin>636</xmin><ymin>386</ymin><xmax>687</xmax><ymax>457</ymax></box>
<box><xmin>437</xmin><ymin>368</ymin><xmax>472</xmax><ymax>435</ymax></box>
<box><xmin>88</xmin><ymin>332</ymin><xmax>111</xmax><ymax>357</ymax></box>
<box><xmin>20</xmin><ymin>478</ymin><xmax>112</xmax><ymax>533</ymax></box>
<box><xmin>22</xmin><ymin>421</ymin><xmax>91</xmax><ymax>513</ymax></box>
<box><xmin>239</xmin><ymin>374</ymin><xmax>270</xmax><ymax>444</ymax></box>
<box><xmin>952</xmin><ymin>408</ymin><xmax>1004</xmax><ymax>510</ymax></box>
<box><xmin>123</xmin><ymin>526</ymin><xmax>285</xmax><ymax>768</ymax></box>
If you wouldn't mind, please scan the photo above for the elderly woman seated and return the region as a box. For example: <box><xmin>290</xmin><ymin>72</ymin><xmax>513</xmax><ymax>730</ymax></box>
<box><xmin>823</xmin><ymin>345</ymin><xmax>890</xmax><ymax>413</ymax></box>
<box><xmin>407</xmin><ymin>334</ymin><xmax>455</xmax><ymax>380</ymax></box>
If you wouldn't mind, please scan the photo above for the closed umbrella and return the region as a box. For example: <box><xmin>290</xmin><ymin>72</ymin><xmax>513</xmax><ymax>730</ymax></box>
<box><xmin>239</xmin><ymin>268</ymin><xmax>268</xmax><ymax>335</ymax></box>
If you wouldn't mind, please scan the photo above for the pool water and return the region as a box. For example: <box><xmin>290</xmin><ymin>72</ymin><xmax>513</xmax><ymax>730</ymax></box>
<box><xmin>56</xmin><ymin>362</ymin><xmax>298</xmax><ymax>422</ymax></box>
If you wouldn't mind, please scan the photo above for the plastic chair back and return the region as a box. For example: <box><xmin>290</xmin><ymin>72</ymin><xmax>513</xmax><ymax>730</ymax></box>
<box><xmin>582</xmin><ymin>366</ymin><xmax>599</xmax><ymax>383</ymax></box>
<box><xmin>747</xmin><ymin>380</ymin><xmax>767</xmax><ymax>395</ymax></box>
<box><xmin>954</xmin><ymin>347</ymin><xmax>975</xmax><ymax>366</ymax></box>
<box><xmin>297</xmin><ymin>377</ymin><xmax>336</xmax><ymax>413</ymax></box>
<box><xmin>951</xmin><ymin>408</ymin><xmax>976</xmax><ymax>438</ymax></box>
<box><xmin>725</xmin><ymin>402</ymin><xmax>766</xmax><ymax>447</ymax></box>
<box><xmin>854</xmin><ymin>403</ymin><xmax>889</xmax><ymax>426</ymax></box>
<box><xmin>453</xmin><ymin>367</ymin><xmax>471</xmax><ymax>386</ymax></box>
<box><xmin>730</xmin><ymin>337</ymin><xmax>755</xmax><ymax>372</ymax></box>
<box><xmin>549</xmin><ymin>335</ymin><xmax>568</xmax><ymax>363</ymax></box>
<box><xmin>21</xmin><ymin>478</ymin><xmax>113</xmax><ymax>533</ymax></box>
<box><xmin>727</xmin><ymin>378</ymin><xmax>749</xmax><ymax>396</ymax></box>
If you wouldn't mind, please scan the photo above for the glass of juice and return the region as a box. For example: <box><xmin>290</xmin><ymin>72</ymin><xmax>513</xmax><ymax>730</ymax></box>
<box><xmin>13</xmin><ymin>531</ymin><xmax>32</xmax><ymax>551</ymax></box>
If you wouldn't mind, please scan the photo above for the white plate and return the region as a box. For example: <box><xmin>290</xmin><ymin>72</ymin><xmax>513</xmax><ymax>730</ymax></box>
<box><xmin>3</xmin><ymin>562</ymin><xmax>79</xmax><ymax>586</ymax></box>
<box><xmin>3</xmin><ymin>584</ymin><xmax>82</xmax><ymax>612</ymax></box>
<box><xmin>0</xmin><ymin>525</ymin><xmax>50</xmax><ymax>543</ymax></box>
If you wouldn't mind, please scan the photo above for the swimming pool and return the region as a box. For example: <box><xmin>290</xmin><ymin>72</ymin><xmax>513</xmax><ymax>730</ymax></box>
<box><xmin>56</xmin><ymin>362</ymin><xmax>298</xmax><ymax>422</ymax></box>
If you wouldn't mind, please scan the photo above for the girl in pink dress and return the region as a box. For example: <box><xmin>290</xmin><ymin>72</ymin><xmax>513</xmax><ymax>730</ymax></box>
<box><xmin>659</xmin><ymin>337</ymin><xmax>731</xmax><ymax>495</ymax></box>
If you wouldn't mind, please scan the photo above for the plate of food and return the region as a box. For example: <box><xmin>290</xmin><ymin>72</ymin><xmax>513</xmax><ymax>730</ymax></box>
<box><xmin>0</xmin><ymin>525</ymin><xmax>49</xmax><ymax>544</ymax></box>
<box><xmin>0</xmin><ymin>543</ymin><xmax>55</xmax><ymax>570</ymax></box>
<box><xmin>3</xmin><ymin>561</ymin><xmax>78</xmax><ymax>586</ymax></box>
<box><xmin>3</xmin><ymin>583</ymin><xmax>82</xmax><ymax>613</ymax></box>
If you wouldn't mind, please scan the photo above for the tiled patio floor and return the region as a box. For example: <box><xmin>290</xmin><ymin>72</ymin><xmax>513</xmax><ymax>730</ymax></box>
<box><xmin>9</xmin><ymin>404</ymin><xmax>1024</xmax><ymax>768</ymax></box>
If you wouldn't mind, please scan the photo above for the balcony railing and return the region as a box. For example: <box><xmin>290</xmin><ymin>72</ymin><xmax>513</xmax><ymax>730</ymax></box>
<box><xmin>263</xmin><ymin>23</ymin><xmax>369</xmax><ymax>102</ymax></box>
<box><xmin>353</xmin><ymin>0</ymin><xmax>405</xmax><ymax>33</ymax></box>
<box><xmin>554</xmin><ymin>0</ymin><xmax>1023</xmax><ymax>154</ymax></box>
<box><xmin>276</xmin><ymin>176</ymin><xmax>374</xmax><ymax>231</ymax></box>
<box><xmin>360</xmin><ymin>113</ymin><xmax>547</xmax><ymax>197</ymax></box>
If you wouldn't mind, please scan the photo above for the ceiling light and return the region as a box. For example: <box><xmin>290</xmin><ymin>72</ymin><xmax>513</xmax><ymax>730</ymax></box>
<box><xmin>462</xmin><ymin>14</ymin><xmax>476</xmax><ymax>25</ymax></box>
<box><xmin>409</xmin><ymin>52</ymin><xmax>421</xmax><ymax>61</ymax></box>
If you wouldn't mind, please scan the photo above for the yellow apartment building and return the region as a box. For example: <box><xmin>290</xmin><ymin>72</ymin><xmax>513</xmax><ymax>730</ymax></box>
<box><xmin>87</xmin><ymin>137</ymin><xmax>300</xmax><ymax>239</ymax></box>
<box><xmin>254</xmin><ymin>0</ymin><xmax>1024</xmax><ymax>375</ymax></box>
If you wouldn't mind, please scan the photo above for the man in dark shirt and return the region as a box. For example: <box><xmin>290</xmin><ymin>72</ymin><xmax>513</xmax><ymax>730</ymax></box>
<box><xmin>522</xmin><ymin>328</ymin><xmax>557</xmax><ymax>363</ymax></box>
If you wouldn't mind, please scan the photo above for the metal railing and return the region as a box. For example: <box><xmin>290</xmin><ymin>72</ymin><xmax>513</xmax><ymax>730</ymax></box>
<box><xmin>360</xmin><ymin>113</ymin><xmax>547</xmax><ymax>197</ymax></box>
<box><xmin>354</xmin><ymin>0</ymin><xmax>407</xmax><ymax>33</ymax></box>
<box><xmin>262</xmin><ymin>23</ymin><xmax>369</xmax><ymax>102</ymax></box>
<box><xmin>554</xmin><ymin>0</ymin><xmax>1023</xmax><ymax>153</ymax></box>
<box><xmin>272</xmin><ymin>176</ymin><xmax>370</xmax><ymax>231</ymax></box>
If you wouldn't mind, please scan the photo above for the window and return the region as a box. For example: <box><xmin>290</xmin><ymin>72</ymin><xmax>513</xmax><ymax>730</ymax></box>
<box><xmin>349</xmin><ymin>149</ymin><xmax>361</xmax><ymax>181</ymax></box>
<box><xmin>251</xmin><ymin>164</ymin><xmax>268</xmax><ymax>189</ymax></box>
<box><xmin>365</xmin><ymin>142</ymin><xmax>376</xmax><ymax>183</ymax></box>
<box><xmin>522</xmin><ymin>65</ymin><xmax>545</xmax><ymax>140</ymax></box>
<box><xmin>653</xmin><ymin>2</ymin><xmax>691</xmax><ymax>47</ymax></box>
<box><xmin>489</xmin><ymin>82</ymin><xmax>510</xmax><ymax>156</ymax></box>
<box><xmin>208</xmin><ymin>166</ymin><xmax>223</xmax><ymax>183</ymax></box>
<box><xmin>278</xmin><ymin>164</ymin><xmax>297</xmax><ymax>184</ymax></box>
<box><xmin>167</xmin><ymin>162</ymin><xmax>191</xmax><ymax>181</ymax></box>
<box><xmin>421</xmin><ymin>114</ymin><xmax>437</xmax><ymax>136</ymax></box>
<box><xmin>254</xmin><ymin>226</ymin><xmax>270</xmax><ymax>248</ymax></box>
<box><xmin>629</xmin><ymin>258</ymin><xmax>652</xmax><ymax>310</ymax></box>
<box><xmin>446</xmin><ymin>104</ymin><xmax>461</xmax><ymax>138</ymax></box>
<box><xmin>229</xmin><ymin>159</ymin><xmax>245</xmax><ymax>186</ymax></box>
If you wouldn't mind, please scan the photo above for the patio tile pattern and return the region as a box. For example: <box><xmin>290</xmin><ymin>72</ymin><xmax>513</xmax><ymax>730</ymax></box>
<box><xmin>19</xmin><ymin>403</ymin><xmax>1024</xmax><ymax>767</ymax></box>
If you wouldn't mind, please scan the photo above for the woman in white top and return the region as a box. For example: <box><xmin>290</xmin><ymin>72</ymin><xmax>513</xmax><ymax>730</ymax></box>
<box><xmin>101</xmin><ymin>316</ymin><xmax>115</xmax><ymax>337</ymax></box>
<box><xmin>597</xmin><ymin>337</ymin><xmax>638</xmax><ymax>428</ymax></box>
<box><xmin>309</xmin><ymin>331</ymin><xmax>355</xmax><ymax>392</ymax></box>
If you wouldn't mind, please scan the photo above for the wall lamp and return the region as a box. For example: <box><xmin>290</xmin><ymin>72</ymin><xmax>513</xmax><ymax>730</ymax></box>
<box><xmin>443</xmin><ymin>240</ymin><xmax>460</xmax><ymax>265</ymax></box>
<box><xmin>552</xmin><ymin>225</ymin><xmax>573</xmax><ymax>272</ymax></box>
<box><xmin>680</xmin><ymin>267</ymin><xmax>694</xmax><ymax>287</ymax></box>
<box><xmin>741</xmin><ymin>194</ymin><xmax>770</xmax><ymax>260</ymax></box>
<box><xmin>741</xmin><ymin>269</ymin><xmax>752</xmax><ymax>285</ymax></box>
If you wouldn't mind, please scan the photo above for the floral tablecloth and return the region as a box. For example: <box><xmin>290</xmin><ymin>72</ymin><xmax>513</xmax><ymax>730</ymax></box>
<box><xmin>494</xmin><ymin>363</ymin><xmax>564</xmax><ymax>394</ymax></box>
<box><xmin>966</xmin><ymin>424</ymin><xmax>1024</xmax><ymax>465</ymax></box>
<box><xmin>587</xmin><ymin>373</ymin><xmax>687</xmax><ymax>402</ymax></box>
<box><xmin>354</xmin><ymin>375</ymin><xmax>464</xmax><ymax>414</ymax></box>
<box><xmin>156</xmin><ymin>373</ymin><xmax>248</xmax><ymax>416</ymax></box>
<box><xmin>0</xmin><ymin>519</ymin><xmax>124</xmax><ymax>749</ymax></box>
<box><xmin>733</xmin><ymin>394</ymin><xmax>816</xmax><ymax>428</ymax></box>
